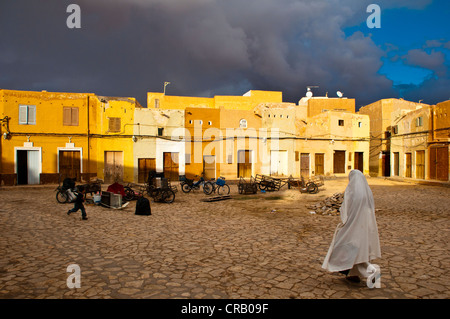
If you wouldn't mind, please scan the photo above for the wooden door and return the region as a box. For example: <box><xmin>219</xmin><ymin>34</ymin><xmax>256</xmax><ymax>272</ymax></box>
<box><xmin>271</xmin><ymin>150</ymin><xmax>288</xmax><ymax>176</ymax></box>
<box><xmin>315</xmin><ymin>153</ymin><xmax>324</xmax><ymax>175</ymax></box>
<box><xmin>430</xmin><ymin>147</ymin><xmax>449</xmax><ymax>181</ymax></box>
<box><xmin>104</xmin><ymin>151</ymin><xmax>123</xmax><ymax>183</ymax></box>
<box><xmin>59</xmin><ymin>151</ymin><xmax>81</xmax><ymax>181</ymax></box>
<box><xmin>237</xmin><ymin>150</ymin><xmax>252</xmax><ymax>178</ymax></box>
<box><xmin>300</xmin><ymin>153</ymin><xmax>310</xmax><ymax>177</ymax></box>
<box><xmin>333</xmin><ymin>151</ymin><xmax>345</xmax><ymax>174</ymax></box>
<box><xmin>138</xmin><ymin>158</ymin><xmax>156</xmax><ymax>183</ymax></box>
<box><xmin>393</xmin><ymin>152</ymin><xmax>399</xmax><ymax>176</ymax></box>
<box><xmin>354</xmin><ymin>152</ymin><xmax>363</xmax><ymax>173</ymax></box>
<box><xmin>405</xmin><ymin>153</ymin><xmax>412</xmax><ymax>178</ymax></box>
<box><xmin>416</xmin><ymin>150</ymin><xmax>425</xmax><ymax>179</ymax></box>
<box><xmin>163</xmin><ymin>152</ymin><xmax>179</xmax><ymax>181</ymax></box>
<box><xmin>203</xmin><ymin>155</ymin><xmax>215</xmax><ymax>180</ymax></box>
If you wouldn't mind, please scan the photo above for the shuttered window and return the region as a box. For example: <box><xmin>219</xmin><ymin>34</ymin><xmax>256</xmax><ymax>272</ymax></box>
<box><xmin>19</xmin><ymin>105</ymin><xmax>36</xmax><ymax>125</ymax></box>
<box><xmin>109</xmin><ymin>117</ymin><xmax>121</xmax><ymax>132</ymax></box>
<box><xmin>63</xmin><ymin>107</ymin><xmax>79</xmax><ymax>126</ymax></box>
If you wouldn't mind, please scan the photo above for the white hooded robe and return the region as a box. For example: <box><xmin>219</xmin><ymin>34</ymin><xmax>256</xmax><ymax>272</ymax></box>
<box><xmin>322</xmin><ymin>170</ymin><xmax>381</xmax><ymax>276</ymax></box>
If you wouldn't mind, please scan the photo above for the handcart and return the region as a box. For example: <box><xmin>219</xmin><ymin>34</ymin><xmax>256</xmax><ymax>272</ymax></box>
<box><xmin>238</xmin><ymin>176</ymin><xmax>258</xmax><ymax>194</ymax></box>
<box><xmin>145</xmin><ymin>177</ymin><xmax>177</xmax><ymax>203</ymax></box>
<box><xmin>254</xmin><ymin>174</ymin><xmax>290</xmax><ymax>192</ymax></box>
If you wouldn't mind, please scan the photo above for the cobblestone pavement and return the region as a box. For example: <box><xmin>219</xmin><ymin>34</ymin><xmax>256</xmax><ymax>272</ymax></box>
<box><xmin>0</xmin><ymin>177</ymin><xmax>449</xmax><ymax>299</ymax></box>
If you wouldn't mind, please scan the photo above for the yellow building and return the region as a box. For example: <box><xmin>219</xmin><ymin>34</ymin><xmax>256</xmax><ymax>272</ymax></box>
<box><xmin>88</xmin><ymin>95</ymin><xmax>140</xmax><ymax>184</ymax></box>
<box><xmin>147</xmin><ymin>90</ymin><xmax>282</xmax><ymax>110</ymax></box>
<box><xmin>0</xmin><ymin>89</ymin><xmax>94</xmax><ymax>185</ymax></box>
<box><xmin>358</xmin><ymin>98</ymin><xmax>428</xmax><ymax>177</ymax></box>
<box><xmin>429</xmin><ymin>100</ymin><xmax>449</xmax><ymax>181</ymax></box>
<box><xmin>0</xmin><ymin>89</ymin><xmax>140</xmax><ymax>186</ymax></box>
<box><xmin>390</xmin><ymin>105</ymin><xmax>433</xmax><ymax>180</ymax></box>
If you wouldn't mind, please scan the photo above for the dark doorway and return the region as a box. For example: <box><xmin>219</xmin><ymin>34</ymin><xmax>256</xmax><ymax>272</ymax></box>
<box><xmin>382</xmin><ymin>151</ymin><xmax>390</xmax><ymax>177</ymax></box>
<box><xmin>17</xmin><ymin>150</ymin><xmax>28</xmax><ymax>185</ymax></box>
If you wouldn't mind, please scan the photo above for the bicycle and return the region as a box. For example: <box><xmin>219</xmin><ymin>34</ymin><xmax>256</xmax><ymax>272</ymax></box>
<box><xmin>55</xmin><ymin>177</ymin><xmax>77</xmax><ymax>203</ymax></box>
<box><xmin>180</xmin><ymin>174</ymin><xmax>208</xmax><ymax>193</ymax></box>
<box><xmin>203</xmin><ymin>177</ymin><xmax>230</xmax><ymax>195</ymax></box>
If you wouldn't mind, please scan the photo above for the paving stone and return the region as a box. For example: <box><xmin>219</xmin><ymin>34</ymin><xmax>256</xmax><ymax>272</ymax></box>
<box><xmin>0</xmin><ymin>179</ymin><xmax>449</xmax><ymax>299</ymax></box>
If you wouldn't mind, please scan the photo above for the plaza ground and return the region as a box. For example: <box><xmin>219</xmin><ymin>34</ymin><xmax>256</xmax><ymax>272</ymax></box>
<box><xmin>0</xmin><ymin>177</ymin><xmax>449</xmax><ymax>299</ymax></box>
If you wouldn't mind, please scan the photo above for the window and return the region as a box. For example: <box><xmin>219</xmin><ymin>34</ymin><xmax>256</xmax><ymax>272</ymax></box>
<box><xmin>63</xmin><ymin>107</ymin><xmax>79</xmax><ymax>126</ymax></box>
<box><xmin>208</xmin><ymin>121</ymin><xmax>212</xmax><ymax>126</ymax></box>
<box><xmin>189</xmin><ymin>120</ymin><xmax>193</xmax><ymax>124</ymax></box>
<box><xmin>416</xmin><ymin>116</ymin><xmax>423</xmax><ymax>127</ymax></box>
<box><xmin>239</xmin><ymin>119</ymin><xmax>247</xmax><ymax>128</ymax></box>
<box><xmin>185</xmin><ymin>154</ymin><xmax>191</xmax><ymax>164</ymax></box>
<box><xmin>358</xmin><ymin>122</ymin><xmax>362</xmax><ymax>128</ymax></box>
<box><xmin>108</xmin><ymin>117</ymin><xmax>121</xmax><ymax>132</ymax></box>
<box><xmin>199</xmin><ymin>120</ymin><xmax>203</xmax><ymax>125</ymax></box>
<box><xmin>19</xmin><ymin>105</ymin><xmax>36</xmax><ymax>125</ymax></box>
<box><xmin>155</xmin><ymin>99</ymin><xmax>160</xmax><ymax>108</ymax></box>
<box><xmin>392</xmin><ymin>125</ymin><xmax>398</xmax><ymax>134</ymax></box>
<box><xmin>157</xmin><ymin>127</ymin><xmax>164</xmax><ymax>136</ymax></box>
<box><xmin>338</xmin><ymin>119</ymin><xmax>344</xmax><ymax>126</ymax></box>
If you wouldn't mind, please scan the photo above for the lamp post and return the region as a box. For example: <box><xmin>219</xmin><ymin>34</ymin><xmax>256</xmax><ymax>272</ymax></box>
<box><xmin>164</xmin><ymin>81</ymin><xmax>170</xmax><ymax>95</ymax></box>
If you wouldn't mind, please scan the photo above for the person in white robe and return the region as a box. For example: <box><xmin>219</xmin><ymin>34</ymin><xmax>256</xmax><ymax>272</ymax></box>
<box><xmin>322</xmin><ymin>169</ymin><xmax>381</xmax><ymax>283</ymax></box>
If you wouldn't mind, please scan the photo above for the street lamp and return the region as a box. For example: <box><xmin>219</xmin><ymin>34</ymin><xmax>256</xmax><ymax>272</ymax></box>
<box><xmin>164</xmin><ymin>81</ymin><xmax>170</xmax><ymax>95</ymax></box>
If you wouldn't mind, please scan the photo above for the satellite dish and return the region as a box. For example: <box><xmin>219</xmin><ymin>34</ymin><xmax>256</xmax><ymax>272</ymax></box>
<box><xmin>337</xmin><ymin>91</ymin><xmax>343</xmax><ymax>98</ymax></box>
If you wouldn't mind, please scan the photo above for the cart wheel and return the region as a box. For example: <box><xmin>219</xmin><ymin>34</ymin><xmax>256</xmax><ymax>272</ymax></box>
<box><xmin>56</xmin><ymin>190</ymin><xmax>68</xmax><ymax>203</ymax></box>
<box><xmin>307</xmin><ymin>183</ymin><xmax>318</xmax><ymax>194</ymax></box>
<box><xmin>181</xmin><ymin>182</ymin><xmax>192</xmax><ymax>193</ymax></box>
<box><xmin>147</xmin><ymin>185</ymin><xmax>158</xmax><ymax>198</ymax></box>
<box><xmin>218</xmin><ymin>184</ymin><xmax>230</xmax><ymax>195</ymax></box>
<box><xmin>124</xmin><ymin>187</ymin><xmax>135</xmax><ymax>201</ymax></box>
<box><xmin>238</xmin><ymin>184</ymin><xmax>244</xmax><ymax>194</ymax></box>
<box><xmin>258</xmin><ymin>183</ymin><xmax>266</xmax><ymax>191</ymax></box>
<box><xmin>162</xmin><ymin>189</ymin><xmax>175</xmax><ymax>203</ymax></box>
<box><xmin>203</xmin><ymin>182</ymin><xmax>214</xmax><ymax>195</ymax></box>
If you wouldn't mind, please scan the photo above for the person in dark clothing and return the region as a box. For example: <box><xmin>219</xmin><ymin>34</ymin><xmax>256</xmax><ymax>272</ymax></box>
<box><xmin>67</xmin><ymin>185</ymin><xmax>88</xmax><ymax>220</ymax></box>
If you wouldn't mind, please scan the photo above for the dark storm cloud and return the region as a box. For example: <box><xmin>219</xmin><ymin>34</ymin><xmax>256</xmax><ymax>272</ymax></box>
<box><xmin>0</xmin><ymin>0</ymin><xmax>443</xmax><ymax>107</ymax></box>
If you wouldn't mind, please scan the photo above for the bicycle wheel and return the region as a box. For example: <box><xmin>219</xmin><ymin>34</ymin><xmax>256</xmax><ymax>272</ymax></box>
<box><xmin>203</xmin><ymin>182</ymin><xmax>214</xmax><ymax>195</ymax></box>
<box><xmin>162</xmin><ymin>189</ymin><xmax>175</xmax><ymax>203</ymax></box>
<box><xmin>56</xmin><ymin>190</ymin><xmax>69</xmax><ymax>203</ymax></box>
<box><xmin>217</xmin><ymin>184</ymin><xmax>230</xmax><ymax>195</ymax></box>
<box><xmin>181</xmin><ymin>182</ymin><xmax>191</xmax><ymax>193</ymax></box>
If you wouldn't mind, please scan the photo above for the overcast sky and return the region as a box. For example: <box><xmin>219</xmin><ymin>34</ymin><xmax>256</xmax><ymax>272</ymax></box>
<box><xmin>0</xmin><ymin>0</ymin><xmax>448</xmax><ymax>108</ymax></box>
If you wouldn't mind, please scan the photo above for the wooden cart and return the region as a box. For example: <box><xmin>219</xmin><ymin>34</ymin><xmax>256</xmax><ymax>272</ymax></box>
<box><xmin>238</xmin><ymin>176</ymin><xmax>258</xmax><ymax>194</ymax></box>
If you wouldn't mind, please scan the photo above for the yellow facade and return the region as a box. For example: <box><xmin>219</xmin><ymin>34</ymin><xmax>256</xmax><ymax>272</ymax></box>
<box><xmin>0</xmin><ymin>89</ymin><xmax>139</xmax><ymax>185</ymax></box>
<box><xmin>358</xmin><ymin>98</ymin><xmax>429</xmax><ymax>177</ymax></box>
<box><xmin>88</xmin><ymin>95</ymin><xmax>139</xmax><ymax>184</ymax></box>
<box><xmin>8</xmin><ymin>88</ymin><xmax>441</xmax><ymax>185</ymax></box>
<box><xmin>0</xmin><ymin>89</ymin><xmax>94</xmax><ymax>185</ymax></box>
<box><xmin>147</xmin><ymin>90</ymin><xmax>282</xmax><ymax>111</ymax></box>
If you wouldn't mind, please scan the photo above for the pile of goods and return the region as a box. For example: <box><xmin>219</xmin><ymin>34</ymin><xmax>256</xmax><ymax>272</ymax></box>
<box><xmin>307</xmin><ymin>192</ymin><xmax>344</xmax><ymax>216</ymax></box>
